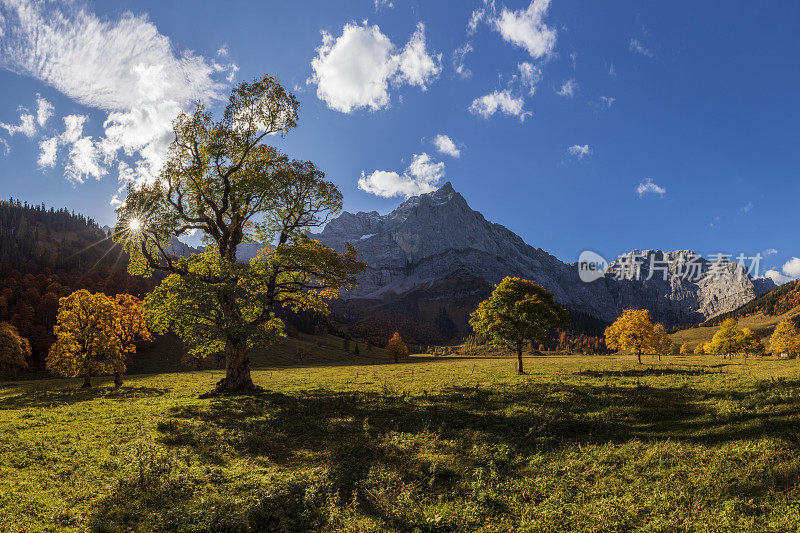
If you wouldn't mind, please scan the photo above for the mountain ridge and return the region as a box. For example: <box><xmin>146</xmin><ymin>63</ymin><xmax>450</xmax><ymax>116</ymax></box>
<box><xmin>316</xmin><ymin>182</ymin><xmax>774</xmax><ymax>336</ymax></box>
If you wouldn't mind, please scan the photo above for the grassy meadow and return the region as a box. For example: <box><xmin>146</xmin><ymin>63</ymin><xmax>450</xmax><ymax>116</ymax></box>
<box><xmin>4</xmin><ymin>347</ymin><xmax>800</xmax><ymax>532</ymax></box>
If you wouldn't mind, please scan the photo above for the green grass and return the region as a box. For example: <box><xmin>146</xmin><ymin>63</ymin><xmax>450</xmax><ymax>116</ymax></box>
<box><xmin>4</xmin><ymin>352</ymin><xmax>800</xmax><ymax>531</ymax></box>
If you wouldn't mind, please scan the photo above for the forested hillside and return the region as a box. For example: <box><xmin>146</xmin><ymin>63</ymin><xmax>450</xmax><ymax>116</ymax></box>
<box><xmin>0</xmin><ymin>199</ymin><xmax>153</xmax><ymax>362</ymax></box>
<box><xmin>707</xmin><ymin>279</ymin><xmax>800</xmax><ymax>326</ymax></box>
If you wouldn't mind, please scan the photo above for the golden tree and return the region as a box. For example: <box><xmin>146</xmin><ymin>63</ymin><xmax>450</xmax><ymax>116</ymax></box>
<box><xmin>0</xmin><ymin>322</ymin><xmax>30</xmax><ymax>372</ymax></box>
<box><xmin>469</xmin><ymin>277</ymin><xmax>569</xmax><ymax>374</ymax></box>
<box><xmin>737</xmin><ymin>327</ymin><xmax>764</xmax><ymax>356</ymax></box>
<box><xmin>652</xmin><ymin>324</ymin><xmax>673</xmax><ymax>361</ymax></box>
<box><xmin>680</xmin><ymin>343</ymin><xmax>691</xmax><ymax>355</ymax></box>
<box><xmin>770</xmin><ymin>320</ymin><xmax>800</xmax><ymax>356</ymax></box>
<box><xmin>694</xmin><ymin>342</ymin><xmax>708</xmax><ymax>355</ymax></box>
<box><xmin>604</xmin><ymin>309</ymin><xmax>658</xmax><ymax>364</ymax></box>
<box><xmin>111</xmin><ymin>295</ymin><xmax>153</xmax><ymax>387</ymax></box>
<box><xmin>46</xmin><ymin>290</ymin><xmax>120</xmax><ymax>388</ymax></box>
<box><xmin>708</xmin><ymin>318</ymin><xmax>744</xmax><ymax>357</ymax></box>
<box><xmin>386</xmin><ymin>332</ymin><xmax>408</xmax><ymax>363</ymax></box>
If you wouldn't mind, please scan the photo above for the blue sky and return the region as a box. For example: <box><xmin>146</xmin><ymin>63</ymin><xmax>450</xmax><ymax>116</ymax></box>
<box><xmin>0</xmin><ymin>0</ymin><xmax>798</xmax><ymax>282</ymax></box>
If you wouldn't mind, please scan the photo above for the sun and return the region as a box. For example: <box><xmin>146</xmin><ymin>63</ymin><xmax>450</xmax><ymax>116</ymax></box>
<box><xmin>129</xmin><ymin>218</ymin><xmax>142</xmax><ymax>232</ymax></box>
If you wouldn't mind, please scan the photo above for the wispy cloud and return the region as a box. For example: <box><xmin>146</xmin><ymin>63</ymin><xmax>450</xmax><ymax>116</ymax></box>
<box><xmin>636</xmin><ymin>178</ymin><xmax>666</xmax><ymax>198</ymax></box>
<box><xmin>629</xmin><ymin>38</ymin><xmax>653</xmax><ymax>58</ymax></box>
<box><xmin>0</xmin><ymin>0</ymin><xmax>236</xmax><ymax>203</ymax></box>
<box><xmin>452</xmin><ymin>43</ymin><xmax>473</xmax><ymax>79</ymax></box>
<box><xmin>556</xmin><ymin>78</ymin><xmax>577</xmax><ymax>98</ymax></box>
<box><xmin>567</xmin><ymin>144</ymin><xmax>592</xmax><ymax>159</ymax></box>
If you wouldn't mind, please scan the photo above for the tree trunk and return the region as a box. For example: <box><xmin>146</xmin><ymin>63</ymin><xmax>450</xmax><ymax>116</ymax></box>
<box><xmin>211</xmin><ymin>341</ymin><xmax>260</xmax><ymax>395</ymax></box>
<box><xmin>113</xmin><ymin>371</ymin><xmax>123</xmax><ymax>388</ymax></box>
<box><xmin>516</xmin><ymin>345</ymin><xmax>524</xmax><ymax>374</ymax></box>
<box><xmin>636</xmin><ymin>348</ymin><xmax>642</xmax><ymax>365</ymax></box>
<box><xmin>82</xmin><ymin>368</ymin><xmax>91</xmax><ymax>388</ymax></box>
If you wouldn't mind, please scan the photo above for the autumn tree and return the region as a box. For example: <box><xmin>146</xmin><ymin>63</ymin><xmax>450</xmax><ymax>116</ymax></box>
<box><xmin>386</xmin><ymin>332</ymin><xmax>408</xmax><ymax>363</ymax></box>
<box><xmin>652</xmin><ymin>324</ymin><xmax>673</xmax><ymax>361</ymax></box>
<box><xmin>0</xmin><ymin>322</ymin><xmax>31</xmax><ymax>372</ymax></box>
<box><xmin>469</xmin><ymin>277</ymin><xmax>569</xmax><ymax>374</ymax></box>
<box><xmin>604</xmin><ymin>309</ymin><xmax>658</xmax><ymax>364</ymax></box>
<box><xmin>694</xmin><ymin>342</ymin><xmax>708</xmax><ymax>355</ymax></box>
<box><xmin>111</xmin><ymin>294</ymin><xmax>153</xmax><ymax>387</ymax></box>
<box><xmin>680</xmin><ymin>343</ymin><xmax>691</xmax><ymax>355</ymax></box>
<box><xmin>708</xmin><ymin>318</ymin><xmax>743</xmax><ymax>357</ymax></box>
<box><xmin>738</xmin><ymin>327</ymin><xmax>764</xmax><ymax>356</ymax></box>
<box><xmin>46</xmin><ymin>290</ymin><xmax>120</xmax><ymax>388</ymax></box>
<box><xmin>770</xmin><ymin>320</ymin><xmax>800</xmax><ymax>356</ymax></box>
<box><xmin>116</xmin><ymin>76</ymin><xmax>365</xmax><ymax>394</ymax></box>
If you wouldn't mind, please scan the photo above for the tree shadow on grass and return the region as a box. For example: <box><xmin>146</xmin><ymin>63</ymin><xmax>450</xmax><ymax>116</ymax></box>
<box><xmin>0</xmin><ymin>384</ymin><xmax>170</xmax><ymax>409</ymax></box>
<box><xmin>91</xmin><ymin>378</ymin><xmax>800</xmax><ymax>531</ymax></box>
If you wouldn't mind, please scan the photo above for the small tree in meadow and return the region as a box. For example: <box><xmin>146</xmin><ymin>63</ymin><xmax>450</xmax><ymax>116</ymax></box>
<box><xmin>652</xmin><ymin>324</ymin><xmax>673</xmax><ymax>361</ymax></box>
<box><xmin>0</xmin><ymin>322</ymin><xmax>30</xmax><ymax>372</ymax></box>
<box><xmin>604</xmin><ymin>309</ymin><xmax>658</xmax><ymax>365</ymax></box>
<box><xmin>386</xmin><ymin>332</ymin><xmax>408</xmax><ymax>363</ymax></box>
<box><xmin>694</xmin><ymin>342</ymin><xmax>708</xmax><ymax>355</ymax></box>
<box><xmin>469</xmin><ymin>277</ymin><xmax>569</xmax><ymax>374</ymax></box>
<box><xmin>680</xmin><ymin>343</ymin><xmax>691</xmax><ymax>355</ymax></box>
<box><xmin>770</xmin><ymin>320</ymin><xmax>800</xmax><ymax>357</ymax></box>
<box><xmin>47</xmin><ymin>290</ymin><xmax>120</xmax><ymax>388</ymax></box>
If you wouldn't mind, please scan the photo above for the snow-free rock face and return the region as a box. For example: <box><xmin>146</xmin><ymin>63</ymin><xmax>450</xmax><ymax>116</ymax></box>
<box><xmin>316</xmin><ymin>182</ymin><xmax>774</xmax><ymax>327</ymax></box>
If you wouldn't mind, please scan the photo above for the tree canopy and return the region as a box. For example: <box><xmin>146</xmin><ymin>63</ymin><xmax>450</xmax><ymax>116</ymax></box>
<box><xmin>386</xmin><ymin>332</ymin><xmax>408</xmax><ymax>363</ymax></box>
<box><xmin>0</xmin><ymin>321</ymin><xmax>30</xmax><ymax>372</ymax></box>
<box><xmin>604</xmin><ymin>309</ymin><xmax>659</xmax><ymax>364</ymax></box>
<box><xmin>115</xmin><ymin>75</ymin><xmax>365</xmax><ymax>394</ymax></box>
<box><xmin>770</xmin><ymin>320</ymin><xmax>800</xmax><ymax>356</ymax></box>
<box><xmin>46</xmin><ymin>290</ymin><xmax>120</xmax><ymax>387</ymax></box>
<box><xmin>469</xmin><ymin>277</ymin><xmax>569</xmax><ymax>374</ymax></box>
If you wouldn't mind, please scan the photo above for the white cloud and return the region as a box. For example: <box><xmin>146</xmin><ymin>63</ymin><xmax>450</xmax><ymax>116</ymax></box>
<box><xmin>742</xmin><ymin>201</ymin><xmax>753</xmax><ymax>213</ymax></box>
<box><xmin>359</xmin><ymin>152</ymin><xmax>445</xmax><ymax>198</ymax></box>
<box><xmin>0</xmin><ymin>138</ymin><xmax>9</xmax><ymax>155</ymax></box>
<box><xmin>636</xmin><ymin>178</ymin><xmax>666</xmax><ymax>198</ymax></box>
<box><xmin>37</xmin><ymin>136</ymin><xmax>57</xmax><ymax>168</ymax></box>
<box><xmin>567</xmin><ymin>144</ymin><xmax>591</xmax><ymax>159</ymax></box>
<box><xmin>374</xmin><ymin>0</ymin><xmax>394</xmax><ymax>11</ymax></box>
<box><xmin>493</xmin><ymin>0</ymin><xmax>556</xmax><ymax>59</ymax></box>
<box><xmin>556</xmin><ymin>78</ymin><xmax>577</xmax><ymax>97</ymax></box>
<box><xmin>469</xmin><ymin>90</ymin><xmax>530</xmax><ymax>121</ymax></box>
<box><xmin>608</xmin><ymin>63</ymin><xmax>617</xmax><ymax>78</ymax></box>
<box><xmin>65</xmin><ymin>136</ymin><xmax>103</xmax><ymax>183</ymax></box>
<box><xmin>309</xmin><ymin>21</ymin><xmax>440</xmax><ymax>113</ymax></box>
<box><xmin>468</xmin><ymin>0</ymin><xmax>495</xmax><ymax>34</ymax></box>
<box><xmin>765</xmin><ymin>270</ymin><xmax>793</xmax><ymax>285</ymax></box>
<box><xmin>765</xmin><ymin>257</ymin><xmax>800</xmax><ymax>285</ymax></box>
<box><xmin>61</xmin><ymin>114</ymin><xmax>87</xmax><ymax>144</ymax></box>
<box><xmin>766</xmin><ymin>248</ymin><xmax>778</xmax><ymax>256</ymax></box>
<box><xmin>452</xmin><ymin>42</ymin><xmax>473</xmax><ymax>79</ymax></box>
<box><xmin>518</xmin><ymin>62</ymin><xmax>542</xmax><ymax>95</ymax></box>
<box><xmin>783</xmin><ymin>257</ymin><xmax>800</xmax><ymax>278</ymax></box>
<box><xmin>395</xmin><ymin>24</ymin><xmax>441</xmax><ymax>89</ymax></box>
<box><xmin>35</xmin><ymin>95</ymin><xmax>53</xmax><ymax>127</ymax></box>
<box><xmin>0</xmin><ymin>108</ymin><xmax>36</xmax><ymax>137</ymax></box>
<box><xmin>0</xmin><ymin>0</ymin><xmax>234</xmax><ymax>200</ymax></box>
<box><xmin>433</xmin><ymin>134</ymin><xmax>460</xmax><ymax>158</ymax></box>
<box><xmin>597</xmin><ymin>96</ymin><xmax>615</xmax><ymax>109</ymax></box>
<box><xmin>629</xmin><ymin>38</ymin><xmax>653</xmax><ymax>58</ymax></box>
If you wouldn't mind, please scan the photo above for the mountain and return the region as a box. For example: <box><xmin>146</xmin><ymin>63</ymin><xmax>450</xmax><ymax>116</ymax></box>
<box><xmin>316</xmin><ymin>182</ymin><xmax>774</xmax><ymax>343</ymax></box>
